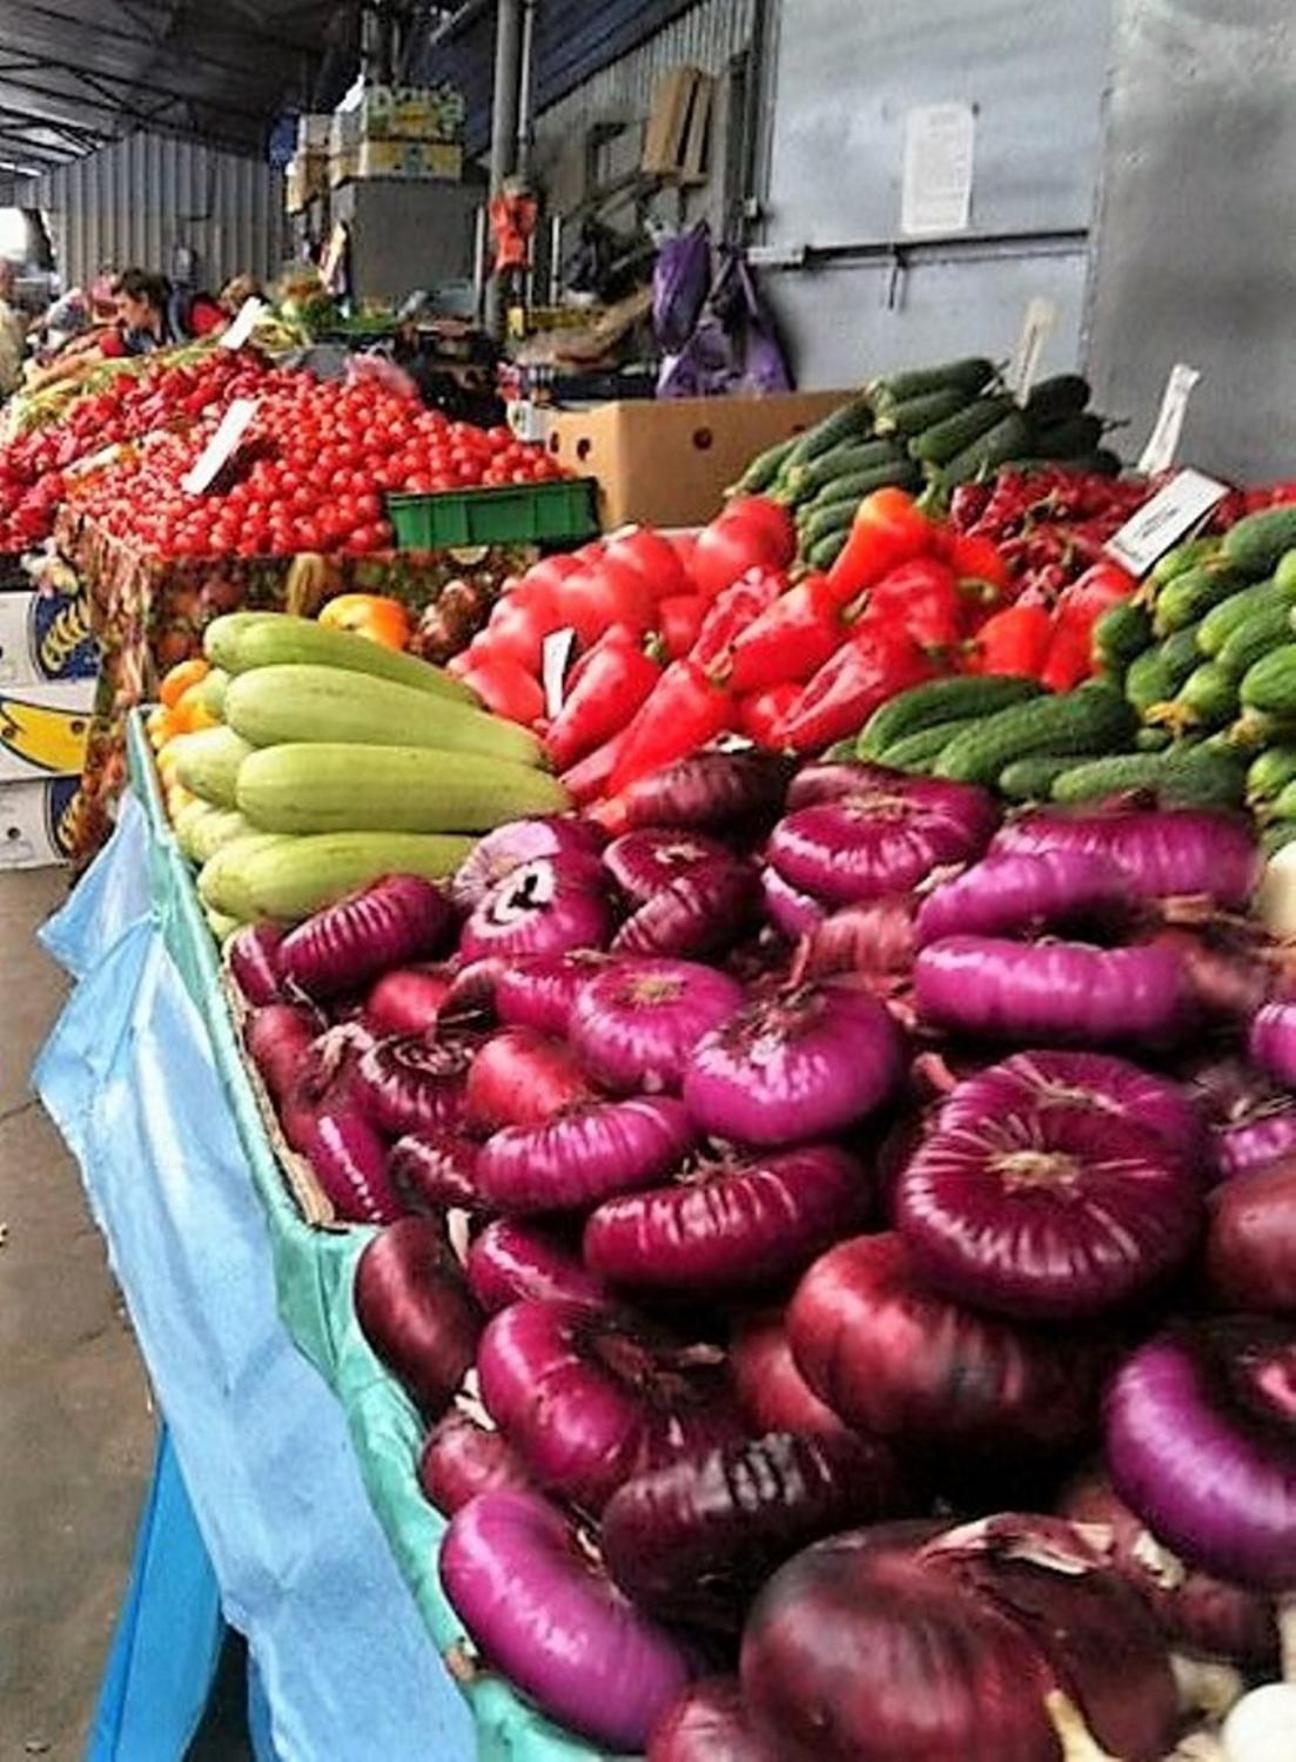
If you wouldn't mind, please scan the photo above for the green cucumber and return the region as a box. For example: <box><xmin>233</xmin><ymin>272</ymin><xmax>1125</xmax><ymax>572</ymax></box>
<box><xmin>879</xmin><ymin>719</ymin><xmax>978</xmax><ymax>771</ymax></box>
<box><xmin>1261</xmin><ymin>821</ymin><xmax>1296</xmax><ymax>859</ymax></box>
<box><xmin>997</xmin><ymin>752</ymin><xmax>1089</xmax><ymax>801</ymax></box>
<box><xmin>788</xmin><ymin>437</ymin><xmax>907</xmax><ymax>498</ymax></box>
<box><xmin>1156</xmin><ymin>662</ymin><xmax>1239</xmax><ymax>731</ymax></box>
<box><xmin>798</xmin><ymin>500</ymin><xmax>859</xmax><ymax>548</ymax></box>
<box><xmin>1217</xmin><ymin>601</ymin><xmax>1296</xmax><ymax>678</ymax></box>
<box><xmin>940</xmin><ymin>410</ymin><xmax>1034</xmax><ymax>486</ymax></box>
<box><xmin>1050</xmin><ymin>747</ymin><xmax>1245</xmax><ymax>809</ymax></box>
<box><xmin>807</xmin><ymin>529</ymin><xmax>850</xmax><ymax>571</ymax></box>
<box><xmin>1241</xmin><ymin>644</ymin><xmax>1296</xmax><ymax>718</ymax></box>
<box><xmin>780</xmin><ymin>397</ymin><xmax>874</xmax><ymax>472</ymax></box>
<box><xmin>1125</xmin><ymin>631</ymin><xmax>1200</xmax><ymax>716</ymax></box>
<box><xmin>869</xmin><ymin>357</ymin><xmax>995</xmax><ymax>403</ymax></box>
<box><xmin>1196</xmin><ymin>580</ymin><xmax>1290</xmax><ymax>656</ymax></box>
<box><xmin>1222</xmin><ymin>506</ymin><xmax>1296</xmax><ymax>579</ymax></box>
<box><xmin>933</xmin><ymin>685</ymin><xmax>1135</xmax><ymax>786</ymax></box>
<box><xmin>1030</xmin><ymin>412</ymin><xmax>1105</xmax><ymax>459</ymax></box>
<box><xmin>1275</xmin><ymin>550</ymin><xmax>1296</xmax><ymax>594</ymax></box>
<box><xmin>1151</xmin><ymin>562</ymin><xmax>1245</xmax><ymax>637</ymax></box>
<box><xmin>907</xmin><ymin>395</ymin><xmax>1015</xmax><ymax>466</ymax></box>
<box><xmin>1268</xmin><ymin>779</ymin><xmax>1296</xmax><ymax>822</ymax></box>
<box><xmin>731</xmin><ymin>435</ymin><xmax>797</xmax><ymax>496</ymax></box>
<box><xmin>1246</xmin><ymin>745</ymin><xmax>1296</xmax><ymax>806</ymax></box>
<box><xmin>857</xmin><ymin>675</ymin><xmax>1044</xmax><ymax>758</ymax></box>
<box><xmin>1093</xmin><ymin>600</ymin><xmax>1153</xmax><ymax>673</ymax></box>
<box><xmin>874</xmin><ymin>386</ymin><xmax>970</xmax><ymax>438</ymax></box>
<box><xmin>1023</xmin><ymin>374</ymin><xmax>1091</xmax><ymax>424</ymax></box>
<box><xmin>804</xmin><ymin>463</ymin><xmax>911</xmax><ymax>515</ymax></box>
<box><xmin>1150</xmin><ymin>537</ymin><xmax>1222</xmax><ymax>587</ymax></box>
<box><xmin>1134</xmin><ymin>725</ymin><xmax>1173</xmax><ymax>752</ymax></box>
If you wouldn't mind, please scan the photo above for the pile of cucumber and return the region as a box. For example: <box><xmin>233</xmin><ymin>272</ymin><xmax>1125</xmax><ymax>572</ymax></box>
<box><xmin>728</xmin><ymin>357</ymin><xmax>1120</xmax><ymax>572</ymax></box>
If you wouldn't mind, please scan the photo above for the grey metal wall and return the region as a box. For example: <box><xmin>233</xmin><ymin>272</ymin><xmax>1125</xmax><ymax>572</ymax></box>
<box><xmin>1086</xmin><ymin>0</ymin><xmax>1296</xmax><ymax>483</ymax></box>
<box><xmin>17</xmin><ymin>132</ymin><xmax>286</xmax><ymax>294</ymax></box>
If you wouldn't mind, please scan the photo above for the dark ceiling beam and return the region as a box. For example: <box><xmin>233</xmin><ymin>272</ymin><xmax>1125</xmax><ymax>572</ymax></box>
<box><xmin>0</xmin><ymin>102</ymin><xmax>109</xmax><ymax>145</ymax></box>
<box><xmin>0</xmin><ymin>48</ymin><xmax>276</xmax><ymax>130</ymax></box>
<box><xmin>106</xmin><ymin>0</ymin><xmax>326</xmax><ymax>59</ymax></box>
<box><xmin>6</xmin><ymin>0</ymin><xmax>295</xmax><ymax>88</ymax></box>
<box><xmin>0</xmin><ymin>136</ymin><xmax>77</xmax><ymax>163</ymax></box>
<box><xmin>0</xmin><ymin>76</ymin><xmax>264</xmax><ymax>159</ymax></box>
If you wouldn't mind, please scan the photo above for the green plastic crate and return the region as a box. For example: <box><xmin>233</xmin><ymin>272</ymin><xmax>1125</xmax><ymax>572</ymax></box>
<box><xmin>386</xmin><ymin>477</ymin><xmax>599</xmax><ymax>549</ymax></box>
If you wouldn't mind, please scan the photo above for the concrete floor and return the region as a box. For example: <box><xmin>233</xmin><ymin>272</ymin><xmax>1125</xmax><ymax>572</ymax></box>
<box><xmin>0</xmin><ymin>868</ymin><xmax>154</xmax><ymax>1762</ymax></box>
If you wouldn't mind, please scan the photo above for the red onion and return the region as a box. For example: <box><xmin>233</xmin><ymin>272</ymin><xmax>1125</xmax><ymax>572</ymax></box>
<box><xmin>915</xmin><ymin>849</ymin><xmax>1135</xmax><ymax>946</ymax></box>
<box><xmin>1251</xmin><ymin>1001</ymin><xmax>1296</xmax><ymax>1086</ymax></box>
<box><xmin>584</xmin><ymin>1143</ymin><xmax>870</xmax><ymax>1297</ymax></box>
<box><xmin>568</xmin><ymin>958</ymin><xmax>744</xmax><ymax>1095</ymax></box>
<box><xmin>476</xmin><ymin>1096</ymin><xmax>696</xmax><ymax>1213</ymax></box>
<box><xmin>284</xmin><ymin>1103</ymin><xmax>405</xmax><ymax>1224</ymax></box>
<box><xmin>1144</xmin><ymin>921</ymin><xmax>1273</xmax><ymax>1025</ymax></box>
<box><xmin>227</xmin><ymin>922</ymin><xmax>284</xmax><ymax>1005</ymax></box>
<box><xmin>619</xmin><ymin>747</ymin><xmax>793</xmax><ymax>831</ymax></box>
<box><xmin>458</xmin><ymin>854</ymin><xmax>611</xmax><ymax>964</ymax></box>
<box><xmin>614</xmin><ymin>862</ymin><xmax>760</xmax><ymax>959</ymax></box>
<box><xmin>464</xmin><ymin>1027</ymin><xmax>596</xmax><ymax>1132</ymax></box>
<box><xmin>436</xmin><ymin>956</ymin><xmax>503</xmax><ymax>1027</ymax></box>
<box><xmin>601</xmin><ymin>1428</ymin><xmax>905</xmax><ymax>1631</ymax></box>
<box><xmin>937</xmin><ymin>1049</ymin><xmax>1207</xmax><ymax>1169</ymax></box>
<box><xmin>493</xmin><ymin>949</ymin><xmax>616</xmax><ymax>1038</ymax></box>
<box><xmin>740</xmin><ymin>1514</ymin><xmax>1179</xmax><ymax>1762</ymax></box>
<box><xmin>895</xmin><ymin>1103</ymin><xmax>1203</xmax><ymax>1320</ymax></box>
<box><xmin>478</xmin><ymin>1299</ymin><xmax>742</xmax><ymax>1510</ymax></box>
<box><xmin>787</xmin><ymin>761</ymin><xmax>994</xmax><ymax>827</ymax></box>
<box><xmin>353</xmin><ymin>1217</ymin><xmax>482</xmax><ymax>1414</ymax></box>
<box><xmin>1206</xmin><ymin>1158</ymin><xmax>1296</xmax><ymax>1313</ymax></box>
<box><xmin>795</xmin><ymin>895</ymin><xmax>916</xmax><ymax>982</ymax></box>
<box><xmin>648</xmin><ymin>1677</ymin><xmax>773</xmax><ymax>1762</ymax></box>
<box><xmin>278</xmin><ymin>874</ymin><xmax>453</xmax><ymax>999</ymax></box>
<box><xmin>352</xmin><ymin>1035</ymin><xmax>469</xmax><ymax>1136</ymax></box>
<box><xmin>244</xmin><ymin>1002</ymin><xmax>320</xmax><ymax>1101</ymax></box>
<box><xmin>465</xmin><ymin>1218</ymin><xmax>609</xmax><ymax>1313</ymax></box>
<box><xmin>388</xmin><ymin>1131</ymin><xmax>482</xmax><ymax>1214</ymax></box>
<box><xmin>363</xmin><ymin>963</ymin><xmax>455</xmax><ymax>1036</ymax></box>
<box><xmin>760</xmin><ymin>865</ymin><xmax>824</xmax><ymax>937</ymax></box>
<box><xmin>769</xmin><ymin>787</ymin><xmax>995</xmax><ymax>908</ymax></box>
<box><xmin>683</xmin><ymin>979</ymin><xmax>904</xmax><ymax>1146</ymax></box>
<box><xmin>1216</xmin><ymin>1099</ymin><xmax>1296</xmax><ymax>1180</ymax></box>
<box><xmin>788</xmin><ymin>1233</ymin><xmax>1108</xmax><ymax>1454</ymax></box>
<box><xmin>604</xmin><ymin>828</ymin><xmax>737</xmax><ymax>902</ymax></box>
<box><xmin>729</xmin><ymin>1310</ymin><xmax>857</xmax><ymax>1443</ymax></box>
<box><xmin>989</xmin><ymin>805</ymin><xmax>1259</xmax><ymax>909</ymax></box>
<box><xmin>450</xmin><ymin>815</ymin><xmax>605</xmax><ymax>914</ymax></box>
<box><xmin>417</xmin><ymin>1406</ymin><xmax>532</xmax><ymax>1514</ymax></box>
<box><xmin>1060</xmin><ymin>1470</ymin><xmax>1279</xmax><ymax>1669</ymax></box>
<box><xmin>1105</xmin><ymin>1318</ymin><xmax>1296</xmax><ymax>1592</ymax></box>
<box><xmin>439</xmin><ymin>1490</ymin><xmax>696</xmax><ymax>1750</ymax></box>
<box><xmin>915</xmin><ymin>935</ymin><xmax>1192</xmax><ymax>1047</ymax></box>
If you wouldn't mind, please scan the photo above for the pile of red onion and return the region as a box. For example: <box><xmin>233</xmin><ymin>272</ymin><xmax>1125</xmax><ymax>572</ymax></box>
<box><xmin>227</xmin><ymin>776</ymin><xmax>1296</xmax><ymax>1757</ymax></box>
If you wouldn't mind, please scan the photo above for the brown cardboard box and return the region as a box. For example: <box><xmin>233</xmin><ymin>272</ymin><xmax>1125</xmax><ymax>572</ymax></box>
<box><xmin>544</xmin><ymin>390</ymin><xmax>852</xmax><ymax>528</ymax></box>
<box><xmin>642</xmin><ymin>66</ymin><xmax>714</xmax><ymax>184</ymax></box>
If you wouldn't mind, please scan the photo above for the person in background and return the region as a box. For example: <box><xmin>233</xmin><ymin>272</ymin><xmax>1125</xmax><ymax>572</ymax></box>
<box><xmin>112</xmin><ymin>268</ymin><xmax>225</xmax><ymax>354</ymax></box>
<box><xmin>0</xmin><ymin>261</ymin><xmax>27</xmax><ymax>398</ymax></box>
<box><xmin>219</xmin><ymin>273</ymin><xmax>263</xmax><ymax>317</ymax></box>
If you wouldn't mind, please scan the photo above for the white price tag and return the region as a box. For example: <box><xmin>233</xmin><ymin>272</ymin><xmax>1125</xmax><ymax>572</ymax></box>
<box><xmin>182</xmin><ymin>397</ymin><xmax>259</xmax><ymax>495</ymax></box>
<box><xmin>900</xmin><ymin>103</ymin><xmax>975</xmax><ymax>237</ymax></box>
<box><xmin>1105</xmin><ymin>469</ymin><xmax>1228</xmax><ymax>578</ymax></box>
<box><xmin>1007</xmin><ymin>298</ymin><xmax>1058</xmax><ymax>403</ymax></box>
<box><xmin>1137</xmin><ymin>363</ymin><xmax>1201</xmax><ymax>476</ymax></box>
<box><xmin>541</xmin><ymin>626</ymin><xmax>577</xmax><ymax>720</ymax></box>
<box><xmin>220</xmin><ymin>296</ymin><xmax>265</xmax><ymax>351</ymax></box>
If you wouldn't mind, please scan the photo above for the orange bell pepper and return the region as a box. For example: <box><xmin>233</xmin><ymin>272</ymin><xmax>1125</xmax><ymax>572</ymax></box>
<box><xmin>158</xmin><ymin>655</ymin><xmax>209</xmax><ymax>708</ymax></box>
<box><xmin>826</xmin><ymin>488</ymin><xmax>934</xmax><ymax>607</ymax></box>
<box><xmin>319</xmin><ymin>593</ymin><xmax>411</xmax><ymax>650</ymax></box>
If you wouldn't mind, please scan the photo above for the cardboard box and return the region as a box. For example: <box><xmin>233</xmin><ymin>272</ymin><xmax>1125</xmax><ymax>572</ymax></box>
<box><xmin>544</xmin><ymin>390</ymin><xmax>851</xmax><ymax>528</ymax></box>
<box><xmin>642</xmin><ymin>66</ymin><xmax>714</xmax><ymax>184</ymax></box>
<box><xmin>356</xmin><ymin>83</ymin><xmax>466</xmax><ymax>144</ymax></box>
<box><xmin>0</xmin><ymin>587</ymin><xmax>97</xmax><ymax>687</ymax></box>
<box><xmin>286</xmin><ymin>150</ymin><xmax>329</xmax><ymax>214</ymax></box>
<box><xmin>352</xmin><ymin>140</ymin><xmax>463</xmax><ymax>182</ymax></box>
<box><xmin>297</xmin><ymin>112</ymin><xmax>331</xmax><ymax>153</ymax></box>
<box><xmin>0</xmin><ymin>677</ymin><xmax>95</xmax><ymax>784</ymax></box>
<box><xmin>329</xmin><ymin>146</ymin><xmax>359</xmax><ymax>189</ymax></box>
<box><xmin>0</xmin><ymin>776</ymin><xmax>78</xmax><ymax>870</ymax></box>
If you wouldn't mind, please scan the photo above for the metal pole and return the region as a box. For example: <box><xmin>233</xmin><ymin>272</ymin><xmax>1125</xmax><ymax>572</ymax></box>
<box><xmin>472</xmin><ymin>203</ymin><xmax>489</xmax><ymax>324</ymax></box>
<box><xmin>548</xmin><ymin>211</ymin><xmax>562</xmax><ymax>304</ymax></box>
<box><xmin>514</xmin><ymin>0</ymin><xmax>537</xmax><ymax>184</ymax></box>
<box><xmin>484</xmin><ymin>0</ymin><xmax>522</xmax><ymax>335</ymax></box>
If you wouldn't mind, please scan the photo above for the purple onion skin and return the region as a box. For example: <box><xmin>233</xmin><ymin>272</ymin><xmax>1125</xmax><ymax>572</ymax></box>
<box><xmin>760</xmin><ymin>865</ymin><xmax>824</xmax><ymax>938</ymax></box>
<box><xmin>459</xmin><ymin>855</ymin><xmax>612</xmax><ymax>965</ymax></box>
<box><xmin>476</xmin><ymin>1096</ymin><xmax>697</xmax><ymax>1214</ymax></box>
<box><xmin>769</xmin><ymin>792</ymin><xmax>994</xmax><ymax>908</ymax></box>
<box><xmin>285</xmin><ymin>1103</ymin><xmax>406</xmax><ymax>1224</ymax></box>
<box><xmin>478</xmin><ymin>1299</ymin><xmax>743</xmax><ymax>1512</ymax></box>
<box><xmin>729</xmin><ymin>1310</ymin><xmax>858</xmax><ymax>1444</ymax></box>
<box><xmin>1105</xmin><ymin>1319</ymin><xmax>1296</xmax><ymax>1593</ymax></box>
<box><xmin>278</xmin><ymin>874</ymin><xmax>454</xmax><ymax>1000</ymax></box>
<box><xmin>1206</xmin><ymin>1158</ymin><xmax>1296</xmax><ymax>1314</ymax></box>
<box><xmin>683</xmin><ymin>979</ymin><xmax>905</xmax><ymax>1147</ymax></box>
<box><xmin>937</xmin><ymin>1050</ymin><xmax>1207</xmax><ymax>1169</ymax></box>
<box><xmin>614</xmin><ymin>862</ymin><xmax>760</xmax><ymax>960</ymax></box>
<box><xmin>583</xmin><ymin>1143</ymin><xmax>871</xmax><ymax>1297</ymax></box>
<box><xmin>353</xmin><ymin>1217</ymin><xmax>483</xmax><ymax>1414</ymax></box>
<box><xmin>914</xmin><ymin>849</ymin><xmax>1134</xmax><ymax>947</ymax></box>
<box><xmin>450</xmin><ymin>815</ymin><xmax>605</xmax><ymax>914</ymax></box>
<box><xmin>439</xmin><ymin>1490</ymin><xmax>696</xmax><ymax>1751</ymax></box>
<box><xmin>601</xmin><ymin>1428</ymin><xmax>906</xmax><ymax>1631</ymax></box>
<box><xmin>417</xmin><ymin>1408</ymin><xmax>533</xmax><ymax>1514</ymax></box>
<box><xmin>493</xmin><ymin>949</ymin><xmax>616</xmax><ymax>1039</ymax></box>
<box><xmin>1250</xmin><ymin>1000</ymin><xmax>1296</xmax><ymax>1086</ymax></box>
<box><xmin>648</xmin><ymin>1676</ymin><xmax>774</xmax><ymax>1762</ymax></box>
<box><xmin>786</xmin><ymin>762</ymin><xmax>996</xmax><ymax>831</ymax></box>
<box><xmin>604</xmin><ymin>828</ymin><xmax>737</xmax><ymax>904</ymax></box>
<box><xmin>352</xmin><ymin>1035</ymin><xmax>469</xmax><ymax>1137</ymax></box>
<box><xmin>796</xmin><ymin>895</ymin><xmax>916</xmax><ymax>982</ymax></box>
<box><xmin>228</xmin><ymin>922</ymin><xmax>285</xmax><ymax>1004</ymax></box>
<box><xmin>914</xmin><ymin>936</ymin><xmax>1192</xmax><ymax>1048</ymax></box>
<box><xmin>388</xmin><ymin>1132</ymin><xmax>483</xmax><ymax>1214</ymax></box>
<box><xmin>895</xmin><ymin>1102</ymin><xmax>1204</xmax><ymax>1321</ymax></box>
<box><xmin>466</xmin><ymin>1218</ymin><xmax>610</xmax><ymax>1314</ymax></box>
<box><xmin>620</xmin><ymin>748</ymin><xmax>793</xmax><ymax>831</ymax></box>
<box><xmin>1215</xmin><ymin>1102</ymin><xmax>1296</xmax><ymax>1180</ymax></box>
<box><xmin>568</xmin><ymin>958</ymin><xmax>745</xmax><ymax>1096</ymax></box>
<box><xmin>989</xmin><ymin>806</ymin><xmax>1259</xmax><ymax>909</ymax></box>
<box><xmin>244</xmin><ymin>1002</ymin><xmax>320</xmax><ymax>1101</ymax></box>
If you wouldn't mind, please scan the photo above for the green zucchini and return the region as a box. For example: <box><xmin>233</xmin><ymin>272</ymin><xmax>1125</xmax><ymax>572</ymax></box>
<box><xmin>997</xmin><ymin>752</ymin><xmax>1089</xmax><ymax>802</ymax></box>
<box><xmin>1125</xmin><ymin>631</ymin><xmax>1200</xmax><ymax>716</ymax></box>
<box><xmin>933</xmin><ymin>685</ymin><xmax>1135</xmax><ymax>786</ymax></box>
<box><xmin>1150</xmin><ymin>537</ymin><xmax>1222</xmax><ymax>588</ymax></box>
<box><xmin>874</xmin><ymin>386</ymin><xmax>970</xmax><ymax>438</ymax></box>
<box><xmin>939</xmin><ymin>410</ymin><xmax>1034</xmax><ymax>486</ymax></box>
<box><xmin>907</xmin><ymin>395</ymin><xmax>1015</xmax><ymax>466</ymax></box>
<box><xmin>1030</xmin><ymin>412</ymin><xmax>1105</xmax><ymax>459</ymax></box>
<box><xmin>1196</xmin><ymin>580</ymin><xmax>1291</xmax><ymax>656</ymax></box>
<box><xmin>857</xmin><ymin>675</ymin><xmax>1044</xmax><ymax>758</ymax></box>
<box><xmin>1152</xmin><ymin>563</ymin><xmax>1245</xmax><ymax>637</ymax></box>
<box><xmin>1217</xmin><ymin>601</ymin><xmax>1296</xmax><ymax>678</ymax></box>
<box><xmin>1022</xmin><ymin>374</ymin><xmax>1091</xmax><ymax>425</ymax></box>
<box><xmin>1093</xmin><ymin>600</ymin><xmax>1153</xmax><ymax>673</ymax></box>
<box><xmin>1241</xmin><ymin>644</ymin><xmax>1296</xmax><ymax>718</ymax></box>
<box><xmin>869</xmin><ymin>357</ymin><xmax>995</xmax><ymax>403</ymax></box>
<box><xmin>1246</xmin><ymin>745</ymin><xmax>1296</xmax><ymax>806</ymax></box>
<box><xmin>1050</xmin><ymin>747</ymin><xmax>1245</xmax><ymax>809</ymax></box>
<box><xmin>879</xmin><ymin>719</ymin><xmax>978</xmax><ymax>771</ymax></box>
<box><xmin>1222</xmin><ymin>506</ymin><xmax>1296</xmax><ymax>579</ymax></box>
<box><xmin>731</xmin><ymin>434</ymin><xmax>797</xmax><ymax>496</ymax></box>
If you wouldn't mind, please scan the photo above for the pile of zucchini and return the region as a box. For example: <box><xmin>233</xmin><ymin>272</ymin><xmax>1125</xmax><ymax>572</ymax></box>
<box><xmin>728</xmin><ymin>357</ymin><xmax>1119</xmax><ymax>572</ymax></box>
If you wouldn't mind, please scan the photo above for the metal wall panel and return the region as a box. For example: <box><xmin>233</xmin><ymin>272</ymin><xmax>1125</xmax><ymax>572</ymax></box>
<box><xmin>17</xmin><ymin>132</ymin><xmax>286</xmax><ymax>295</ymax></box>
<box><xmin>1086</xmin><ymin>0</ymin><xmax>1296</xmax><ymax>482</ymax></box>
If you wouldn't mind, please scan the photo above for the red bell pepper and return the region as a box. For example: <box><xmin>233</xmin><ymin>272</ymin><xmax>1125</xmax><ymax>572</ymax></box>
<box><xmin>826</xmin><ymin>487</ymin><xmax>934</xmax><ymax>607</ymax></box>
<box><xmin>608</xmin><ymin>659</ymin><xmax>734</xmax><ymax>794</ymax></box>
<box><xmin>1040</xmin><ymin>623</ymin><xmax>1093</xmax><ymax>693</ymax></box>
<box><xmin>777</xmin><ymin>624</ymin><xmax>932</xmax><ymax>754</ymax></box>
<box><xmin>460</xmin><ymin>657</ymin><xmax>546</xmax><ymax>726</ymax></box>
<box><xmin>736</xmin><ymin>681</ymin><xmax>801</xmax><ymax>746</ymax></box>
<box><xmin>968</xmin><ymin>603</ymin><xmax>1053</xmax><ymax>679</ymax></box>
<box><xmin>726</xmin><ymin>573</ymin><xmax>841</xmax><ymax>693</ymax></box>
<box><xmin>657</xmin><ymin>593</ymin><xmax>706</xmax><ymax>660</ymax></box>
<box><xmin>561</xmin><ymin>726</ymin><xmax>632</xmax><ymax>806</ymax></box>
<box><xmin>865</xmin><ymin>556</ymin><xmax>963</xmax><ymax>651</ymax></box>
<box><xmin>543</xmin><ymin>631</ymin><xmax>660</xmax><ymax>772</ymax></box>
<box><xmin>1052</xmin><ymin>559</ymin><xmax>1137</xmax><ymax>638</ymax></box>
<box><xmin>940</xmin><ymin>529</ymin><xmax>1012</xmax><ymax>596</ymax></box>
<box><xmin>690</xmin><ymin>568</ymin><xmax>784</xmax><ymax>671</ymax></box>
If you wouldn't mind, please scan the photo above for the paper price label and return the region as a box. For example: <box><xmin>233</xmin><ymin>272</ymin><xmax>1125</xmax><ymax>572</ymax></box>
<box><xmin>1007</xmin><ymin>298</ymin><xmax>1058</xmax><ymax>403</ymax></box>
<box><xmin>900</xmin><ymin>103</ymin><xmax>975</xmax><ymax>237</ymax></box>
<box><xmin>1137</xmin><ymin>363</ymin><xmax>1201</xmax><ymax>476</ymax></box>
<box><xmin>541</xmin><ymin>626</ymin><xmax>578</xmax><ymax>720</ymax></box>
<box><xmin>1104</xmin><ymin>468</ymin><xmax>1228</xmax><ymax>578</ymax></box>
<box><xmin>182</xmin><ymin>397</ymin><xmax>259</xmax><ymax>495</ymax></box>
<box><xmin>220</xmin><ymin>296</ymin><xmax>265</xmax><ymax>351</ymax></box>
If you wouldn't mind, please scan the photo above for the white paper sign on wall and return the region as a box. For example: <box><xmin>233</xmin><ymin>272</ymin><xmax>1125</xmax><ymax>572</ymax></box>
<box><xmin>182</xmin><ymin>398</ymin><xmax>259</xmax><ymax>496</ymax></box>
<box><xmin>1137</xmin><ymin>363</ymin><xmax>1201</xmax><ymax>476</ymax></box>
<box><xmin>900</xmin><ymin>103</ymin><xmax>975</xmax><ymax>237</ymax></box>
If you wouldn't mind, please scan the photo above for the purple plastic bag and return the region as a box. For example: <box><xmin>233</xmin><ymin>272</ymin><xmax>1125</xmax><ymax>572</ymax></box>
<box><xmin>653</xmin><ymin>222</ymin><xmax>713</xmax><ymax>354</ymax></box>
<box><xmin>658</xmin><ymin>245</ymin><xmax>793</xmax><ymax>398</ymax></box>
